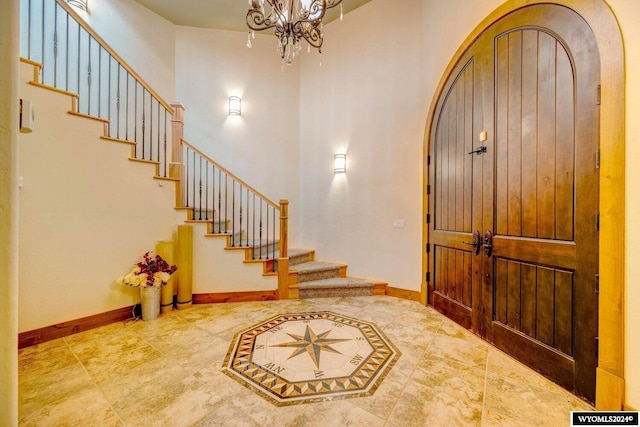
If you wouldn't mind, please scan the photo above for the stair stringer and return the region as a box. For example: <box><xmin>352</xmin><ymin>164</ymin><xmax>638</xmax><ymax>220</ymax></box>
<box><xmin>187</xmin><ymin>222</ymin><xmax>277</xmax><ymax>294</ymax></box>
<box><xmin>17</xmin><ymin>60</ymin><xmax>178</xmax><ymax>333</ymax></box>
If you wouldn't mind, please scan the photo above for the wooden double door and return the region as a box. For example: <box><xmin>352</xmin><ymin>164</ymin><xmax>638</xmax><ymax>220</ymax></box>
<box><xmin>427</xmin><ymin>4</ymin><xmax>600</xmax><ymax>402</ymax></box>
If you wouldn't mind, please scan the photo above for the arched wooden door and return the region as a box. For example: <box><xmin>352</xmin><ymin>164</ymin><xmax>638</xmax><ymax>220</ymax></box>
<box><xmin>428</xmin><ymin>4</ymin><xmax>600</xmax><ymax>402</ymax></box>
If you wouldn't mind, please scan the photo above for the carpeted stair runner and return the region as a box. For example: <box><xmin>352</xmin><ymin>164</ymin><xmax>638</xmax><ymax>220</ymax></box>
<box><xmin>285</xmin><ymin>249</ymin><xmax>385</xmax><ymax>298</ymax></box>
<box><xmin>183</xmin><ymin>208</ymin><xmax>385</xmax><ymax>298</ymax></box>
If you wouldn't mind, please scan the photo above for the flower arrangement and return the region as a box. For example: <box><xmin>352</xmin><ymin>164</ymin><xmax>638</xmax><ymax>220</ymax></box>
<box><xmin>117</xmin><ymin>251</ymin><xmax>177</xmax><ymax>288</ymax></box>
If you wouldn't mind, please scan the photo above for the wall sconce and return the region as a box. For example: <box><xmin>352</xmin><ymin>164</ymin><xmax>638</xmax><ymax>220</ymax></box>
<box><xmin>67</xmin><ymin>0</ymin><xmax>87</xmax><ymax>10</ymax></box>
<box><xmin>228</xmin><ymin>96</ymin><xmax>241</xmax><ymax>116</ymax></box>
<box><xmin>334</xmin><ymin>154</ymin><xmax>346</xmax><ymax>173</ymax></box>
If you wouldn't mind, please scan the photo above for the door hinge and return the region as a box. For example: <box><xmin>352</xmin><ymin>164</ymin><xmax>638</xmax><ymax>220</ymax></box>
<box><xmin>426</xmin><ymin>213</ymin><xmax>431</xmax><ymax>224</ymax></box>
<box><xmin>596</xmin><ymin>85</ymin><xmax>601</xmax><ymax>105</ymax></box>
<box><xmin>595</xmin><ymin>274</ymin><xmax>600</xmax><ymax>294</ymax></box>
<box><xmin>426</xmin><ymin>185</ymin><xmax>431</xmax><ymax>195</ymax></box>
<box><xmin>427</xmin><ymin>155</ymin><xmax>431</xmax><ymax>166</ymax></box>
<box><xmin>595</xmin><ymin>211</ymin><xmax>600</xmax><ymax>232</ymax></box>
<box><xmin>426</xmin><ymin>243</ymin><xmax>431</xmax><ymax>254</ymax></box>
<box><xmin>595</xmin><ymin>337</ymin><xmax>599</xmax><ymax>360</ymax></box>
<box><xmin>425</xmin><ymin>272</ymin><xmax>431</xmax><ymax>282</ymax></box>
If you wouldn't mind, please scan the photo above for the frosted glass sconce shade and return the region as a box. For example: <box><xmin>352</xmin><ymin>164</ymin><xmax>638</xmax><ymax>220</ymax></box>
<box><xmin>67</xmin><ymin>0</ymin><xmax>87</xmax><ymax>10</ymax></box>
<box><xmin>229</xmin><ymin>96</ymin><xmax>242</xmax><ymax>116</ymax></box>
<box><xmin>334</xmin><ymin>154</ymin><xmax>346</xmax><ymax>173</ymax></box>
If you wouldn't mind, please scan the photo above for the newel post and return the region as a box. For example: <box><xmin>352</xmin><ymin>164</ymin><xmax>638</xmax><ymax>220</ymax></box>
<box><xmin>277</xmin><ymin>199</ymin><xmax>291</xmax><ymax>299</ymax></box>
<box><xmin>170</xmin><ymin>102</ymin><xmax>185</xmax><ymax>207</ymax></box>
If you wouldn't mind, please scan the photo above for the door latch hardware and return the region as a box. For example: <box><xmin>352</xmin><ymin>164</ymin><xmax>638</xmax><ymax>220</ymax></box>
<box><xmin>468</xmin><ymin>146</ymin><xmax>487</xmax><ymax>156</ymax></box>
<box><xmin>462</xmin><ymin>230</ymin><xmax>481</xmax><ymax>256</ymax></box>
<box><xmin>483</xmin><ymin>230</ymin><xmax>493</xmax><ymax>257</ymax></box>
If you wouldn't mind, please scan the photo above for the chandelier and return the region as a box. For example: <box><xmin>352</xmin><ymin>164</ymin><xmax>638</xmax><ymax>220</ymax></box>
<box><xmin>246</xmin><ymin>0</ymin><xmax>343</xmax><ymax>65</ymax></box>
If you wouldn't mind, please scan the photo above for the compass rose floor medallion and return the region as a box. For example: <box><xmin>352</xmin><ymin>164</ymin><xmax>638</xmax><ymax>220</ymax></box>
<box><xmin>222</xmin><ymin>311</ymin><xmax>401</xmax><ymax>406</ymax></box>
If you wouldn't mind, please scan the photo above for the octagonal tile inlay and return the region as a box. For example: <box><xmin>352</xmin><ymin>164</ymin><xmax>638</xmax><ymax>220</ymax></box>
<box><xmin>221</xmin><ymin>311</ymin><xmax>401</xmax><ymax>406</ymax></box>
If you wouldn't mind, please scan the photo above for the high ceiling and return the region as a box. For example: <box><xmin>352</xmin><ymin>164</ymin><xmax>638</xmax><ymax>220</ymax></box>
<box><xmin>133</xmin><ymin>0</ymin><xmax>373</xmax><ymax>33</ymax></box>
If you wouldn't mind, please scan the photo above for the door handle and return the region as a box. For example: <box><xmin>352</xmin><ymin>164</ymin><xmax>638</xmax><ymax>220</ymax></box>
<box><xmin>483</xmin><ymin>230</ymin><xmax>493</xmax><ymax>257</ymax></box>
<box><xmin>462</xmin><ymin>230</ymin><xmax>481</xmax><ymax>256</ymax></box>
<box><xmin>468</xmin><ymin>146</ymin><xmax>487</xmax><ymax>155</ymax></box>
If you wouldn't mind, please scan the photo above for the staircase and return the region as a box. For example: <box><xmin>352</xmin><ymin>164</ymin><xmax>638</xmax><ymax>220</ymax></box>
<box><xmin>20</xmin><ymin>0</ymin><xmax>387</xmax><ymax>301</ymax></box>
<box><xmin>178</xmin><ymin>207</ymin><xmax>387</xmax><ymax>298</ymax></box>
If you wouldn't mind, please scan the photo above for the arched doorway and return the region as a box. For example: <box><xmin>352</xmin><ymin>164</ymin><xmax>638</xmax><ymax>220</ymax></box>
<box><xmin>422</xmin><ymin>0</ymin><xmax>624</xmax><ymax>409</ymax></box>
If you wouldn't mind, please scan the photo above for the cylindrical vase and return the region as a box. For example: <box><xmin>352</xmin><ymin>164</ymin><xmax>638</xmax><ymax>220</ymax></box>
<box><xmin>140</xmin><ymin>286</ymin><xmax>161</xmax><ymax>321</ymax></box>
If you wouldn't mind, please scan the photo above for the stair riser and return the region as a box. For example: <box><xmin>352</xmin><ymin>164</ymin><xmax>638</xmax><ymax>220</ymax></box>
<box><xmin>299</xmin><ymin>287</ymin><xmax>373</xmax><ymax>298</ymax></box>
<box><xmin>297</xmin><ymin>269</ymin><xmax>341</xmax><ymax>283</ymax></box>
<box><xmin>289</xmin><ymin>252</ymin><xmax>312</xmax><ymax>266</ymax></box>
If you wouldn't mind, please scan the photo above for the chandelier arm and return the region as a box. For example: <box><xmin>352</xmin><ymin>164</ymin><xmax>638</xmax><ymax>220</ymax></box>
<box><xmin>293</xmin><ymin>21</ymin><xmax>322</xmax><ymax>49</ymax></box>
<box><xmin>246</xmin><ymin>10</ymin><xmax>278</xmax><ymax>31</ymax></box>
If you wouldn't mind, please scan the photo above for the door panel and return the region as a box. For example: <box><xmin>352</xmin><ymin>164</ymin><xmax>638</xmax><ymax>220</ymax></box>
<box><xmin>428</xmin><ymin>4</ymin><xmax>599</xmax><ymax>402</ymax></box>
<box><xmin>431</xmin><ymin>59</ymin><xmax>476</xmax><ymax>328</ymax></box>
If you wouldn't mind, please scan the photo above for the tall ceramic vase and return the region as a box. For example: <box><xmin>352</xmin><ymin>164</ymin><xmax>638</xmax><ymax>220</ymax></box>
<box><xmin>140</xmin><ymin>286</ymin><xmax>161</xmax><ymax>321</ymax></box>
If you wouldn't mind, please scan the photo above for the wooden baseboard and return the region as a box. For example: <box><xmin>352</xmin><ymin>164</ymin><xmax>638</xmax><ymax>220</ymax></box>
<box><xmin>18</xmin><ymin>306</ymin><xmax>134</xmax><ymax>349</ymax></box>
<box><xmin>193</xmin><ymin>290</ymin><xmax>277</xmax><ymax>304</ymax></box>
<box><xmin>385</xmin><ymin>286</ymin><xmax>422</xmax><ymax>302</ymax></box>
<box><xmin>623</xmin><ymin>403</ymin><xmax>638</xmax><ymax>411</ymax></box>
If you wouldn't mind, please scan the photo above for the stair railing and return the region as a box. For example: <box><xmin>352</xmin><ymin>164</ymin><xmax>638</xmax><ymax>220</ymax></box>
<box><xmin>20</xmin><ymin>0</ymin><xmax>291</xmax><ymax>289</ymax></box>
<box><xmin>180</xmin><ymin>140</ymin><xmax>285</xmax><ymax>270</ymax></box>
<box><xmin>20</xmin><ymin>0</ymin><xmax>174</xmax><ymax>177</ymax></box>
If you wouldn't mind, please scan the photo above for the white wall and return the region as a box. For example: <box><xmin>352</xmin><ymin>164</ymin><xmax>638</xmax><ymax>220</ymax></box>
<box><xmin>175</xmin><ymin>26</ymin><xmax>301</xmax><ymax>244</ymax></box>
<box><xmin>18</xmin><ymin>62</ymin><xmax>177</xmax><ymax>332</ymax></box>
<box><xmin>297</xmin><ymin>0</ymin><xmax>427</xmax><ymax>289</ymax></box>
<box><xmin>606</xmin><ymin>0</ymin><xmax>640</xmax><ymax>410</ymax></box>
<box><xmin>74</xmin><ymin>0</ymin><xmax>176</xmax><ymax>103</ymax></box>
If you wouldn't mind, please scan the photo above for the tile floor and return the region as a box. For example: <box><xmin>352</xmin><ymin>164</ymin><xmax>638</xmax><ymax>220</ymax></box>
<box><xmin>18</xmin><ymin>296</ymin><xmax>592</xmax><ymax>426</ymax></box>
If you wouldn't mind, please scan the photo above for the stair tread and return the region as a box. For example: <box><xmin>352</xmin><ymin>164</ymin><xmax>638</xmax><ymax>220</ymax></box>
<box><xmin>290</xmin><ymin>261</ymin><xmax>345</xmax><ymax>273</ymax></box>
<box><xmin>297</xmin><ymin>277</ymin><xmax>375</xmax><ymax>289</ymax></box>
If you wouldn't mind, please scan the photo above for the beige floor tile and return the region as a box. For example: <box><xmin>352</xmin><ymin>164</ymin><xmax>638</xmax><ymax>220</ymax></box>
<box><xmin>482</xmin><ymin>372</ymin><xmax>575</xmax><ymax>426</ymax></box>
<box><xmin>18</xmin><ymin>296</ymin><xmax>590</xmax><ymax>426</ymax></box>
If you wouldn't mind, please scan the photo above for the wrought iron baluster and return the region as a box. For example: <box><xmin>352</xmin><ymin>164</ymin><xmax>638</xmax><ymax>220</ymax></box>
<box><xmin>149</xmin><ymin>98</ymin><xmax>154</xmax><ymax>160</ymax></box>
<box><xmin>65</xmin><ymin>13</ymin><xmax>69</xmax><ymax>90</ymax></box>
<box><xmin>53</xmin><ymin>4</ymin><xmax>58</xmax><ymax>85</ymax></box>
<box><xmin>107</xmin><ymin>56</ymin><xmax>111</xmax><ymax>135</ymax></box>
<box><xmin>163</xmin><ymin>110</ymin><xmax>168</xmax><ymax>177</ymax></box>
<box><xmin>259</xmin><ymin>200</ymin><xmax>263</xmax><ymax>259</ymax></box>
<box><xmin>232</xmin><ymin>179</ymin><xmax>236</xmax><ymax>247</ymax></box>
<box><xmin>185</xmin><ymin>146</ymin><xmax>190</xmax><ymax>207</ymax></box>
<box><xmin>97</xmin><ymin>46</ymin><xmax>101</xmax><ymax>117</ymax></box>
<box><xmin>125</xmin><ymin>72</ymin><xmax>129</xmax><ymax>140</ymax></box>
<box><xmin>141</xmin><ymin>87</ymin><xmax>146</xmax><ymax>158</ymax></box>
<box><xmin>116</xmin><ymin>64</ymin><xmax>121</xmax><ymax>139</ymax></box>
<box><xmin>28</xmin><ymin>0</ymin><xmax>31</xmax><ymax>59</ymax></box>
<box><xmin>224</xmin><ymin>174</ymin><xmax>228</xmax><ymax>234</ymax></box>
<box><xmin>87</xmin><ymin>34</ymin><xmax>91</xmax><ymax>116</ymax></box>
<box><xmin>76</xmin><ymin>22</ymin><xmax>81</xmax><ymax>101</ymax></box>
<box><xmin>205</xmin><ymin>161</ymin><xmax>209</xmax><ymax>220</ymax></box>
<box><xmin>198</xmin><ymin>156</ymin><xmax>203</xmax><ymax>220</ymax></box>
<box><xmin>218</xmin><ymin>170</ymin><xmax>223</xmax><ymax>232</ymax></box>
<box><xmin>134</xmin><ymin>81</ymin><xmax>138</xmax><ymax>145</ymax></box>
<box><xmin>246</xmin><ymin>189</ymin><xmax>250</xmax><ymax>248</ymax></box>
<box><xmin>192</xmin><ymin>150</ymin><xmax>196</xmax><ymax>219</ymax></box>
<box><xmin>156</xmin><ymin>102</ymin><xmax>161</xmax><ymax>162</ymax></box>
<box><xmin>239</xmin><ymin>184</ymin><xmax>243</xmax><ymax>246</ymax></box>
<box><xmin>41</xmin><ymin>0</ymin><xmax>44</xmax><ymax>69</ymax></box>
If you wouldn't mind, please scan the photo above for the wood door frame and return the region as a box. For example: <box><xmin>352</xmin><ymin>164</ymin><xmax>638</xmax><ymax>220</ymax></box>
<box><xmin>421</xmin><ymin>0</ymin><xmax>625</xmax><ymax>411</ymax></box>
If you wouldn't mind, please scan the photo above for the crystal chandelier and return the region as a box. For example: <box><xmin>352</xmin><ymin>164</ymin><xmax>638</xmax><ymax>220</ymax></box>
<box><xmin>246</xmin><ymin>0</ymin><xmax>343</xmax><ymax>65</ymax></box>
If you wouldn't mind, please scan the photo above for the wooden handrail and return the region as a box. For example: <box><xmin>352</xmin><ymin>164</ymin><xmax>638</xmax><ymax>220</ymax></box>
<box><xmin>55</xmin><ymin>0</ymin><xmax>174</xmax><ymax>115</ymax></box>
<box><xmin>181</xmin><ymin>139</ymin><xmax>280</xmax><ymax>210</ymax></box>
